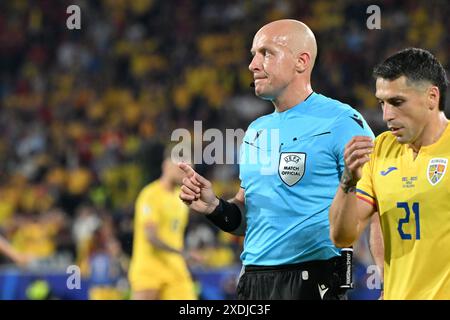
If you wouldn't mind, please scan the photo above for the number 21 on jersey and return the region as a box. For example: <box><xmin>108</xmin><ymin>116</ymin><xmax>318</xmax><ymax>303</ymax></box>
<box><xmin>397</xmin><ymin>202</ymin><xmax>420</xmax><ymax>240</ymax></box>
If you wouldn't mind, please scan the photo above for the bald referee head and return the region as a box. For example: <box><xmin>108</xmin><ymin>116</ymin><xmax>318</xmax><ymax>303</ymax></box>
<box><xmin>249</xmin><ymin>19</ymin><xmax>317</xmax><ymax>112</ymax></box>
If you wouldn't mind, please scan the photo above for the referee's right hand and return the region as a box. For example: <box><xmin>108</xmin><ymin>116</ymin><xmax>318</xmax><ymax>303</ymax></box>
<box><xmin>178</xmin><ymin>162</ymin><xmax>219</xmax><ymax>215</ymax></box>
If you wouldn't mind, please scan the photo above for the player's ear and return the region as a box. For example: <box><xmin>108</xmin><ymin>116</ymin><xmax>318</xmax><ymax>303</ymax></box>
<box><xmin>427</xmin><ymin>85</ymin><xmax>440</xmax><ymax>111</ymax></box>
<box><xmin>295</xmin><ymin>52</ymin><xmax>311</xmax><ymax>73</ymax></box>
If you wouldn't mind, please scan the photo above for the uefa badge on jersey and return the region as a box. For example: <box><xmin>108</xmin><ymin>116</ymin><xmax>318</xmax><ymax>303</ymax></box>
<box><xmin>427</xmin><ymin>158</ymin><xmax>448</xmax><ymax>186</ymax></box>
<box><xmin>278</xmin><ymin>152</ymin><xmax>306</xmax><ymax>186</ymax></box>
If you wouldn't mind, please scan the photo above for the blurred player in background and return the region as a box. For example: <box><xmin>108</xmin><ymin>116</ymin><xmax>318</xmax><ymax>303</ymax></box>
<box><xmin>330</xmin><ymin>48</ymin><xmax>450</xmax><ymax>299</ymax></box>
<box><xmin>0</xmin><ymin>234</ymin><xmax>33</xmax><ymax>266</ymax></box>
<box><xmin>128</xmin><ymin>146</ymin><xmax>199</xmax><ymax>300</ymax></box>
<box><xmin>179</xmin><ymin>19</ymin><xmax>374</xmax><ymax>300</ymax></box>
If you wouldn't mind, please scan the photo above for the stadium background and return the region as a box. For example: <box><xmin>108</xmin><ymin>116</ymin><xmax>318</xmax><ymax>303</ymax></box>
<box><xmin>0</xmin><ymin>0</ymin><xmax>448</xmax><ymax>300</ymax></box>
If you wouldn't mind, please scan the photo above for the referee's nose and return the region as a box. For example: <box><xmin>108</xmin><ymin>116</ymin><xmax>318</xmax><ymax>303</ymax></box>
<box><xmin>249</xmin><ymin>54</ymin><xmax>262</xmax><ymax>73</ymax></box>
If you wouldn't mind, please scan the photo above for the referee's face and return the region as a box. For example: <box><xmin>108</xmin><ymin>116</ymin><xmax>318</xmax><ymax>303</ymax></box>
<box><xmin>249</xmin><ymin>29</ymin><xmax>297</xmax><ymax>101</ymax></box>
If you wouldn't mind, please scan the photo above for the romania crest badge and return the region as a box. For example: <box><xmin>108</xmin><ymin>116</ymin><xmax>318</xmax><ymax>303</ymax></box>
<box><xmin>427</xmin><ymin>158</ymin><xmax>447</xmax><ymax>186</ymax></box>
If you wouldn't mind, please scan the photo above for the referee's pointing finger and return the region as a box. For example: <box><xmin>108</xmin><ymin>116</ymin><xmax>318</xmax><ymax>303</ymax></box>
<box><xmin>193</xmin><ymin>172</ymin><xmax>210</xmax><ymax>188</ymax></box>
<box><xmin>178</xmin><ymin>162</ymin><xmax>201</xmax><ymax>186</ymax></box>
<box><xmin>178</xmin><ymin>162</ymin><xmax>195</xmax><ymax>177</ymax></box>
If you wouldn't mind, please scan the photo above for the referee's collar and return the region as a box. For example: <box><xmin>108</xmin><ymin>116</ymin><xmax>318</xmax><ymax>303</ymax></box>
<box><xmin>303</xmin><ymin>91</ymin><xmax>314</xmax><ymax>102</ymax></box>
<box><xmin>274</xmin><ymin>91</ymin><xmax>316</xmax><ymax>116</ymax></box>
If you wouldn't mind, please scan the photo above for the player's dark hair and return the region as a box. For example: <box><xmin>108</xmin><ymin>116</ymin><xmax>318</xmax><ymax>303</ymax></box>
<box><xmin>373</xmin><ymin>48</ymin><xmax>448</xmax><ymax>111</ymax></box>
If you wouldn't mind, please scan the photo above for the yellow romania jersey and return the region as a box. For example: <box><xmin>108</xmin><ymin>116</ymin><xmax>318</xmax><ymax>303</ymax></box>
<box><xmin>128</xmin><ymin>180</ymin><xmax>193</xmax><ymax>294</ymax></box>
<box><xmin>357</xmin><ymin>126</ymin><xmax>450</xmax><ymax>299</ymax></box>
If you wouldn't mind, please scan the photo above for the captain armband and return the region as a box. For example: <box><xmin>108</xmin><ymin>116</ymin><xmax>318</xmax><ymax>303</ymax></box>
<box><xmin>205</xmin><ymin>198</ymin><xmax>242</xmax><ymax>233</ymax></box>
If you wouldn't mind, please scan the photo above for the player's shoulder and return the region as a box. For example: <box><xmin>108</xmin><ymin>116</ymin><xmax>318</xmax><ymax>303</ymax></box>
<box><xmin>137</xmin><ymin>180</ymin><xmax>161</xmax><ymax>201</ymax></box>
<box><xmin>373</xmin><ymin>130</ymin><xmax>400</xmax><ymax>154</ymax></box>
<box><xmin>375</xmin><ymin>130</ymin><xmax>396</xmax><ymax>144</ymax></box>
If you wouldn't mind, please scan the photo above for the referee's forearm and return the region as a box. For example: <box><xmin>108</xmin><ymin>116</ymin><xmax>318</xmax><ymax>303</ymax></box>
<box><xmin>229</xmin><ymin>197</ymin><xmax>245</xmax><ymax>217</ymax></box>
<box><xmin>228</xmin><ymin>197</ymin><xmax>246</xmax><ymax>236</ymax></box>
<box><xmin>205</xmin><ymin>197</ymin><xmax>246</xmax><ymax>236</ymax></box>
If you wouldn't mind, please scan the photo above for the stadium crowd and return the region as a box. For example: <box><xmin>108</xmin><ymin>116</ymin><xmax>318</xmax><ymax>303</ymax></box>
<box><xmin>0</xmin><ymin>0</ymin><xmax>448</xmax><ymax>299</ymax></box>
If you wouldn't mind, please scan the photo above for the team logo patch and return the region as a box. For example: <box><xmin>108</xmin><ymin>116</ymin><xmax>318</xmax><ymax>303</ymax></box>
<box><xmin>278</xmin><ymin>152</ymin><xmax>306</xmax><ymax>186</ymax></box>
<box><xmin>427</xmin><ymin>158</ymin><xmax>448</xmax><ymax>186</ymax></box>
<box><xmin>380</xmin><ymin>166</ymin><xmax>397</xmax><ymax>176</ymax></box>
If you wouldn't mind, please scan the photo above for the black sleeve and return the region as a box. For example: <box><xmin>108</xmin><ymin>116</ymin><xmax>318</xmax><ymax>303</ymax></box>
<box><xmin>205</xmin><ymin>198</ymin><xmax>242</xmax><ymax>233</ymax></box>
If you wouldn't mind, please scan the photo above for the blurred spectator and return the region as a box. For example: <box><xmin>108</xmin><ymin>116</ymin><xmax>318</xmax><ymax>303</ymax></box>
<box><xmin>87</xmin><ymin>222</ymin><xmax>129</xmax><ymax>300</ymax></box>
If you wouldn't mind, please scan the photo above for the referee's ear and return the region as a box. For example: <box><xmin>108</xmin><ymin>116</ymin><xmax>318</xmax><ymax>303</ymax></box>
<box><xmin>295</xmin><ymin>52</ymin><xmax>312</xmax><ymax>74</ymax></box>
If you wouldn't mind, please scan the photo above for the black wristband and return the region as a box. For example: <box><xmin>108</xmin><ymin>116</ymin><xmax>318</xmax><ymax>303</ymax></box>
<box><xmin>205</xmin><ymin>198</ymin><xmax>242</xmax><ymax>233</ymax></box>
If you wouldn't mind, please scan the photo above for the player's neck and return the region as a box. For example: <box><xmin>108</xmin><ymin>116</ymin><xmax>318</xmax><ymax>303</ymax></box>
<box><xmin>272</xmin><ymin>82</ymin><xmax>313</xmax><ymax>113</ymax></box>
<box><xmin>409</xmin><ymin>112</ymin><xmax>449</xmax><ymax>155</ymax></box>
<box><xmin>159</xmin><ymin>176</ymin><xmax>176</xmax><ymax>192</ymax></box>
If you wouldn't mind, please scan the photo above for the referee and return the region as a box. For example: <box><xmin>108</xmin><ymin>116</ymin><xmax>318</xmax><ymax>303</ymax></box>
<box><xmin>179</xmin><ymin>19</ymin><xmax>374</xmax><ymax>300</ymax></box>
